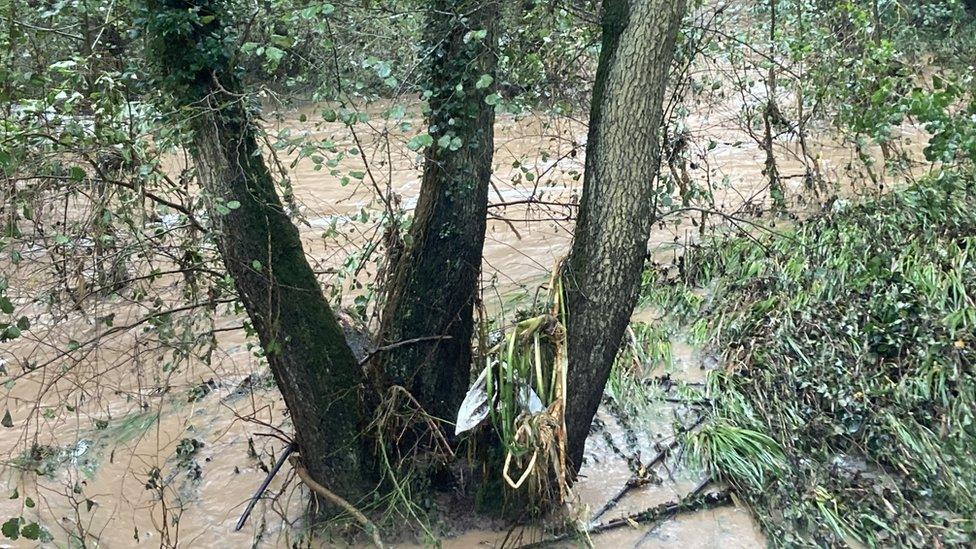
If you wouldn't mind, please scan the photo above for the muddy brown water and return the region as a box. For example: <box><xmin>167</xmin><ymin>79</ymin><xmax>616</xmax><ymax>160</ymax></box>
<box><xmin>0</xmin><ymin>101</ymin><xmax>927</xmax><ymax>547</ymax></box>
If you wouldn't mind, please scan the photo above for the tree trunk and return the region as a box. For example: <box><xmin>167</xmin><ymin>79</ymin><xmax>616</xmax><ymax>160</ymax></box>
<box><xmin>563</xmin><ymin>0</ymin><xmax>687</xmax><ymax>473</ymax></box>
<box><xmin>145</xmin><ymin>0</ymin><xmax>369</xmax><ymax>503</ymax></box>
<box><xmin>190</xmin><ymin>98</ymin><xmax>369</xmax><ymax>501</ymax></box>
<box><xmin>374</xmin><ymin>0</ymin><xmax>497</xmax><ymax>424</ymax></box>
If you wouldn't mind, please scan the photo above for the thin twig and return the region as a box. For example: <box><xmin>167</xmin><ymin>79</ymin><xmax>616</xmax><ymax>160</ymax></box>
<box><xmin>358</xmin><ymin>335</ymin><xmax>452</xmax><ymax>366</ymax></box>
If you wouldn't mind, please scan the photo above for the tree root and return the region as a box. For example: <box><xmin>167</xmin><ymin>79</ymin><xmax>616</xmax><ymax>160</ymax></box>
<box><xmin>290</xmin><ymin>456</ymin><xmax>384</xmax><ymax>549</ymax></box>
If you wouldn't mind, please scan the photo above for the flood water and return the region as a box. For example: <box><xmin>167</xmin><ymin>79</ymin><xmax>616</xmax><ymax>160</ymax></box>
<box><xmin>0</xmin><ymin>98</ymin><xmax>927</xmax><ymax>547</ymax></box>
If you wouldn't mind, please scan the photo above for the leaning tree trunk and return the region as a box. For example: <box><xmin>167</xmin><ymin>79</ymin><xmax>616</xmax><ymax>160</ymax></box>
<box><xmin>563</xmin><ymin>0</ymin><xmax>687</xmax><ymax>473</ymax></box>
<box><xmin>145</xmin><ymin>0</ymin><xmax>369</xmax><ymax>503</ymax></box>
<box><xmin>374</xmin><ymin>0</ymin><xmax>497</xmax><ymax>423</ymax></box>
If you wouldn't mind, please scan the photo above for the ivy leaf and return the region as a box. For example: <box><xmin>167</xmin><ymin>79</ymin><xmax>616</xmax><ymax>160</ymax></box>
<box><xmin>406</xmin><ymin>134</ymin><xmax>433</xmax><ymax>151</ymax></box>
<box><xmin>20</xmin><ymin>522</ymin><xmax>41</xmax><ymax>540</ymax></box>
<box><xmin>270</xmin><ymin>34</ymin><xmax>295</xmax><ymax>49</ymax></box>
<box><xmin>264</xmin><ymin>46</ymin><xmax>285</xmax><ymax>64</ymax></box>
<box><xmin>2</xmin><ymin>410</ymin><xmax>13</xmax><ymax>428</ymax></box>
<box><xmin>463</xmin><ymin>29</ymin><xmax>488</xmax><ymax>43</ymax></box>
<box><xmin>475</xmin><ymin>74</ymin><xmax>493</xmax><ymax>89</ymax></box>
<box><xmin>69</xmin><ymin>166</ymin><xmax>86</xmax><ymax>181</ymax></box>
<box><xmin>386</xmin><ymin>104</ymin><xmax>406</xmax><ymax>119</ymax></box>
<box><xmin>1</xmin><ymin>517</ymin><xmax>20</xmax><ymax>540</ymax></box>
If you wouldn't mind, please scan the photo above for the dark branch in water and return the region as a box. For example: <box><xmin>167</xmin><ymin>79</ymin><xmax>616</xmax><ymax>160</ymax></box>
<box><xmin>632</xmin><ymin>478</ymin><xmax>713</xmax><ymax>547</ymax></box>
<box><xmin>234</xmin><ymin>442</ymin><xmax>297</xmax><ymax>532</ymax></box>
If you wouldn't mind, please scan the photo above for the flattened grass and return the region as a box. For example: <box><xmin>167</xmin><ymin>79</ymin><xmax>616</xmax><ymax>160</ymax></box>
<box><xmin>662</xmin><ymin>172</ymin><xmax>976</xmax><ymax>546</ymax></box>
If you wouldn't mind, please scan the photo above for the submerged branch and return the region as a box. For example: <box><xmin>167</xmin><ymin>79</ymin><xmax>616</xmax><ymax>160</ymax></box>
<box><xmin>589</xmin><ymin>415</ymin><xmax>705</xmax><ymax>524</ymax></box>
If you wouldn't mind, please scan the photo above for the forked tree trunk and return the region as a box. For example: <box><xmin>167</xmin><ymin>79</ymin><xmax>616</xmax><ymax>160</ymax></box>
<box><xmin>146</xmin><ymin>0</ymin><xmax>369</xmax><ymax>503</ymax></box>
<box><xmin>375</xmin><ymin>0</ymin><xmax>497</xmax><ymax>423</ymax></box>
<box><xmin>564</xmin><ymin>0</ymin><xmax>687</xmax><ymax>472</ymax></box>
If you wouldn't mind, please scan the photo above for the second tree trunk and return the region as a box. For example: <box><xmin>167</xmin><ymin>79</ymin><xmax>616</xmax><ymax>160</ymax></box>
<box><xmin>376</xmin><ymin>0</ymin><xmax>497</xmax><ymax>424</ymax></box>
<box><xmin>564</xmin><ymin>0</ymin><xmax>687</xmax><ymax>472</ymax></box>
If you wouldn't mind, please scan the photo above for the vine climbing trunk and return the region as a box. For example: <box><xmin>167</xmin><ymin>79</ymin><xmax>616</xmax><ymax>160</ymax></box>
<box><xmin>563</xmin><ymin>0</ymin><xmax>687</xmax><ymax>473</ymax></box>
<box><xmin>764</xmin><ymin>0</ymin><xmax>785</xmax><ymax>210</ymax></box>
<box><xmin>374</xmin><ymin>0</ymin><xmax>497</xmax><ymax>424</ymax></box>
<box><xmin>145</xmin><ymin>0</ymin><xmax>369</xmax><ymax>505</ymax></box>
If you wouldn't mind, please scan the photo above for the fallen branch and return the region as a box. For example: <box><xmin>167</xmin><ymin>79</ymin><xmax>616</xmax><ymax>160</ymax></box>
<box><xmin>589</xmin><ymin>415</ymin><xmax>705</xmax><ymax>524</ymax></box>
<box><xmin>517</xmin><ymin>488</ymin><xmax>731</xmax><ymax>548</ymax></box>
<box><xmin>290</xmin><ymin>456</ymin><xmax>384</xmax><ymax>549</ymax></box>
<box><xmin>588</xmin><ymin>439</ymin><xmax>678</xmax><ymax>524</ymax></box>
<box><xmin>632</xmin><ymin>478</ymin><xmax>712</xmax><ymax>547</ymax></box>
<box><xmin>358</xmin><ymin>335</ymin><xmax>452</xmax><ymax>366</ymax></box>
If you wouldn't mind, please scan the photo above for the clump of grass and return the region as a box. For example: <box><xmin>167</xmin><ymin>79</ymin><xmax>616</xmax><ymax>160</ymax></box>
<box><xmin>671</xmin><ymin>172</ymin><xmax>976</xmax><ymax>546</ymax></box>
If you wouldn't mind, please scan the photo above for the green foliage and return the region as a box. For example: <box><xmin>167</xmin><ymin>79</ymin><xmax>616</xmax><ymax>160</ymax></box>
<box><xmin>908</xmin><ymin>71</ymin><xmax>976</xmax><ymax>165</ymax></box>
<box><xmin>674</xmin><ymin>172</ymin><xmax>976</xmax><ymax>546</ymax></box>
<box><xmin>689</xmin><ymin>420</ymin><xmax>785</xmax><ymax>491</ymax></box>
<box><xmin>141</xmin><ymin>0</ymin><xmax>236</xmax><ymax>101</ymax></box>
<box><xmin>496</xmin><ymin>0</ymin><xmax>599</xmax><ymax>113</ymax></box>
<box><xmin>1</xmin><ymin>490</ymin><xmax>50</xmax><ymax>542</ymax></box>
<box><xmin>419</xmin><ymin>0</ymin><xmax>498</xmax><ymax>153</ymax></box>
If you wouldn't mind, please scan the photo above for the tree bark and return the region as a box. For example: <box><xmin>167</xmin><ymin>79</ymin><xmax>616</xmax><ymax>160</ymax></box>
<box><xmin>145</xmin><ymin>0</ymin><xmax>369</xmax><ymax>503</ymax></box>
<box><xmin>374</xmin><ymin>0</ymin><xmax>497</xmax><ymax>424</ymax></box>
<box><xmin>563</xmin><ymin>0</ymin><xmax>687</xmax><ymax>473</ymax></box>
